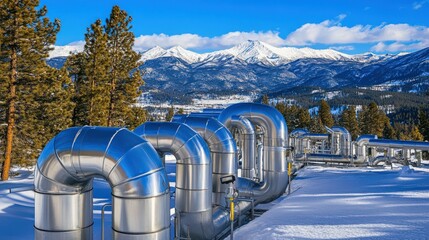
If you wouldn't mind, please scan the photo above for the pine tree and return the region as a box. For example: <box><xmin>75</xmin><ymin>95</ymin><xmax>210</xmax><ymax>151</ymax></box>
<box><xmin>105</xmin><ymin>6</ymin><xmax>144</xmax><ymax>127</ymax></box>
<box><xmin>359</xmin><ymin>102</ymin><xmax>387</xmax><ymax>137</ymax></box>
<box><xmin>309</xmin><ymin>115</ymin><xmax>326</xmax><ymax>133</ymax></box>
<box><xmin>319</xmin><ymin>100</ymin><xmax>334</xmax><ymax>128</ymax></box>
<box><xmin>339</xmin><ymin>106</ymin><xmax>360</xmax><ymax>140</ymax></box>
<box><xmin>65</xmin><ymin>52</ymin><xmax>88</xmax><ymax>125</ymax></box>
<box><xmin>127</xmin><ymin>106</ymin><xmax>147</xmax><ymax>129</ymax></box>
<box><xmin>262</xmin><ymin>95</ymin><xmax>269</xmax><ymax>105</ymax></box>
<box><xmin>382</xmin><ymin>115</ymin><xmax>396</xmax><ymax>139</ymax></box>
<box><xmin>410</xmin><ymin>125</ymin><xmax>424</xmax><ymax>141</ymax></box>
<box><xmin>418</xmin><ymin>109</ymin><xmax>429</xmax><ymax>141</ymax></box>
<box><xmin>81</xmin><ymin>19</ymin><xmax>110</xmax><ymax>126</ymax></box>
<box><xmin>165</xmin><ymin>106</ymin><xmax>174</xmax><ymax>122</ymax></box>
<box><xmin>0</xmin><ymin>0</ymin><xmax>60</xmax><ymax>180</ymax></box>
<box><xmin>297</xmin><ymin>108</ymin><xmax>311</xmax><ymax>129</ymax></box>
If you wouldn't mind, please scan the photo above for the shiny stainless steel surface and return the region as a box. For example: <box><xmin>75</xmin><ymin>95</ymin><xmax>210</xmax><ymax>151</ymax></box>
<box><xmin>367</xmin><ymin>139</ymin><xmax>429</xmax><ymax>150</ymax></box>
<box><xmin>295</xmin><ymin>153</ymin><xmax>351</xmax><ymax>163</ymax></box>
<box><xmin>355</xmin><ymin>134</ymin><xmax>378</xmax><ymax>163</ymax></box>
<box><xmin>134</xmin><ymin>122</ymin><xmax>230</xmax><ymax>239</ymax></box>
<box><xmin>230</xmin><ymin>116</ymin><xmax>256</xmax><ymax>179</ymax></box>
<box><xmin>34</xmin><ymin>126</ymin><xmax>170</xmax><ymax>240</ymax></box>
<box><xmin>172</xmin><ymin>116</ymin><xmax>237</xmax><ymax>207</ymax></box>
<box><xmin>218</xmin><ymin>103</ymin><xmax>289</xmax><ymax>204</ymax></box>
<box><xmin>289</xmin><ymin>128</ymin><xmax>308</xmax><ymax>152</ymax></box>
<box><xmin>332</xmin><ymin>126</ymin><xmax>352</xmax><ymax>156</ymax></box>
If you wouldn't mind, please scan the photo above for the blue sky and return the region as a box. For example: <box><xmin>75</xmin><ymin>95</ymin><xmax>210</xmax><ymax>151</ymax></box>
<box><xmin>41</xmin><ymin>0</ymin><xmax>429</xmax><ymax>54</ymax></box>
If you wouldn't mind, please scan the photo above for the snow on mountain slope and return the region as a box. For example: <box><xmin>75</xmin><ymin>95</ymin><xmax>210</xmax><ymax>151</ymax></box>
<box><xmin>49</xmin><ymin>41</ymin><xmax>84</xmax><ymax>58</ymax></box>
<box><xmin>140</xmin><ymin>45</ymin><xmax>202</xmax><ymax>63</ymax></box>
<box><xmin>141</xmin><ymin>40</ymin><xmax>358</xmax><ymax>66</ymax></box>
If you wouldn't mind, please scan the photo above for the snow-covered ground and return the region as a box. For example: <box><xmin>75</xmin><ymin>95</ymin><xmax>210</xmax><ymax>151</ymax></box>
<box><xmin>1</xmin><ymin>163</ymin><xmax>428</xmax><ymax>239</ymax></box>
<box><xmin>235</xmin><ymin>165</ymin><xmax>429</xmax><ymax>239</ymax></box>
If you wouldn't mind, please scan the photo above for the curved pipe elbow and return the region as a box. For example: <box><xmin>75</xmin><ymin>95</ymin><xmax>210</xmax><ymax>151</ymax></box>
<box><xmin>173</xmin><ymin>116</ymin><xmax>237</xmax><ymax>154</ymax></box>
<box><xmin>35</xmin><ymin>126</ymin><xmax>169</xmax><ymax>197</ymax></box>
<box><xmin>218</xmin><ymin>103</ymin><xmax>288</xmax><ymax>147</ymax></box>
<box><xmin>34</xmin><ymin>126</ymin><xmax>170</xmax><ymax>238</ymax></box>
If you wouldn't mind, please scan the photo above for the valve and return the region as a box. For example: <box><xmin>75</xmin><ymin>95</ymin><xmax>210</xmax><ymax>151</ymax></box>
<box><xmin>221</xmin><ymin>175</ymin><xmax>238</xmax><ymax>240</ymax></box>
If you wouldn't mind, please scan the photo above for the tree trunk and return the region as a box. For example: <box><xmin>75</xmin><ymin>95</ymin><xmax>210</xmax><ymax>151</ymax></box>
<box><xmin>1</xmin><ymin>47</ymin><xmax>17</xmax><ymax>181</ymax></box>
<box><xmin>107</xmin><ymin>72</ymin><xmax>116</xmax><ymax>127</ymax></box>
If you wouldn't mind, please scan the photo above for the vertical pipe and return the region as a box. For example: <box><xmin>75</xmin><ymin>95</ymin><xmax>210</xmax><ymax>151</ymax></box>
<box><xmin>218</xmin><ymin>103</ymin><xmax>289</xmax><ymax>204</ymax></box>
<box><xmin>172</xmin><ymin>116</ymin><xmax>237</xmax><ymax>207</ymax></box>
<box><xmin>134</xmin><ymin>122</ymin><xmax>230</xmax><ymax>240</ymax></box>
<box><xmin>34</xmin><ymin>127</ymin><xmax>170</xmax><ymax>240</ymax></box>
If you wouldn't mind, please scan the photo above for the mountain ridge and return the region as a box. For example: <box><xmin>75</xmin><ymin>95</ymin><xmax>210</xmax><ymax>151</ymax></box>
<box><xmin>47</xmin><ymin>41</ymin><xmax>429</xmax><ymax>104</ymax></box>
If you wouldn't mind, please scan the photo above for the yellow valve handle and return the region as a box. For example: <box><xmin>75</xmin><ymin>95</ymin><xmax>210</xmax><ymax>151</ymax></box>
<box><xmin>230</xmin><ymin>197</ymin><xmax>234</xmax><ymax>221</ymax></box>
<box><xmin>287</xmin><ymin>162</ymin><xmax>292</xmax><ymax>176</ymax></box>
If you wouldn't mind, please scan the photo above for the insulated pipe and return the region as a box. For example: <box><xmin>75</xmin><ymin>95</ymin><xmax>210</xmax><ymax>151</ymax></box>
<box><xmin>34</xmin><ymin>126</ymin><xmax>170</xmax><ymax>240</ymax></box>
<box><xmin>289</xmin><ymin>129</ymin><xmax>308</xmax><ymax>153</ymax></box>
<box><xmin>355</xmin><ymin>135</ymin><xmax>378</xmax><ymax>163</ymax></box>
<box><xmin>325</xmin><ymin>126</ymin><xmax>339</xmax><ymax>155</ymax></box>
<box><xmin>134</xmin><ymin>122</ymin><xmax>229</xmax><ymax>240</ymax></box>
<box><xmin>230</xmin><ymin>115</ymin><xmax>256</xmax><ymax>179</ymax></box>
<box><xmin>172</xmin><ymin>116</ymin><xmax>237</xmax><ymax>207</ymax></box>
<box><xmin>332</xmin><ymin>126</ymin><xmax>352</xmax><ymax>156</ymax></box>
<box><xmin>294</xmin><ymin>153</ymin><xmax>352</xmax><ymax>163</ymax></box>
<box><xmin>218</xmin><ymin>103</ymin><xmax>289</xmax><ymax>204</ymax></box>
<box><xmin>297</xmin><ymin>133</ymin><xmax>330</xmax><ymax>154</ymax></box>
<box><xmin>367</xmin><ymin>139</ymin><xmax>429</xmax><ymax>150</ymax></box>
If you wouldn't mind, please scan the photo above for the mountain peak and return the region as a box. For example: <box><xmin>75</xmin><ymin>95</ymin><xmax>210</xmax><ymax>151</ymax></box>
<box><xmin>139</xmin><ymin>41</ymin><xmax>392</xmax><ymax>65</ymax></box>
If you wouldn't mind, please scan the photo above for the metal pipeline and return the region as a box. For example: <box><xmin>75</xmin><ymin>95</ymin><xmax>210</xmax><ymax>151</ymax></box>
<box><xmin>295</xmin><ymin>153</ymin><xmax>351</xmax><ymax>163</ymax></box>
<box><xmin>355</xmin><ymin>135</ymin><xmax>378</xmax><ymax>163</ymax></box>
<box><xmin>297</xmin><ymin>133</ymin><xmax>330</xmax><ymax>154</ymax></box>
<box><xmin>289</xmin><ymin>128</ymin><xmax>308</xmax><ymax>153</ymax></box>
<box><xmin>230</xmin><ymin>115</ymin><xmax>256</xmax><ymax>179</ymax></box>
<box><xmin>34</xmin><ymin>126</ymin><xmax>170</xmax><ymax>240</ymax></box>
<box><xmin>367</xmin><ymin>139</ymin><xmax>429</xmax><ymax>150</ymax></box>
<box><xmin>218</xmin><ymin>103</ymin><xmax>289</xmax><ymax>204</ymax></box>
<box><xmin>172</xmin><ymin>116</ymin><xmax>237</xmax><ymax>207</ymax></box>
<box><xmin>134</xmin><ymin>122</ymin><xmax>229</xmax><ymax>240</ymax></box>
<box><xmin>332</xmin><ymin>126</ymin><xmax>352</xmax><ymax>156</ymax></box>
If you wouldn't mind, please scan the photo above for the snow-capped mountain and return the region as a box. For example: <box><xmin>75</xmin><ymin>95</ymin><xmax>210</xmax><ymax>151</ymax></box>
<box><xmin>140</xmin><ymin>45</ymin><xmax>202</xmax><ymax>64</ymax></box>
<box><xmin>47</xmin><ymin>41</ymin><xmax>429</xmax><ymax>104</ymax></box>
<box><xmin>49</xmin><ymin>41</ymin><xmax>84</xmax><ymax>58</ymax></box>
<box><xmin>140</xmin><ymin>40</ymin><xmax>353</xmax><ymax>66</ymax></box>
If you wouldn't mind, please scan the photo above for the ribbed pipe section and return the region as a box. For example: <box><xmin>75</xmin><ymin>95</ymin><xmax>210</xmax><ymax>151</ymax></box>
<box><xmin>172</xmin><ymin>116</ymin><xmax>237</xmax><ymax>207</ymax></box>
<box><xmin>218</xmin><ymin>103</ymin><xmax>289</xmax><ymax>204</ymax></box>
<box><xmin>34</xmin><ymin>126</ymin><xmax>170</xmax><ymax>240</ymax></box>
<box><xmin>230</xmin><ymin>115</ymin><xmax>256</xmax><ymax>179</ymax></box>
<box><xmin>332</xmin><ymin>126</ymin><xmax>352</xmax><ymax>156</ymax></box>
<box><xmin>355</xmin><ymin>135</ymin><xmax>378</xmax><ymax>163</ymax></box>
<box><xmin>134</xmin><ymin>122</ymin><xmax>229</xmax><ymax>240</ymax></box>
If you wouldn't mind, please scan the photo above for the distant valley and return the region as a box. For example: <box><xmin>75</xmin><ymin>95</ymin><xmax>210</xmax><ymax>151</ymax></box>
<box><xmin>47</xmin><ymin>40</ymin><xmax>429</xmax><ymax>107</ymax></box>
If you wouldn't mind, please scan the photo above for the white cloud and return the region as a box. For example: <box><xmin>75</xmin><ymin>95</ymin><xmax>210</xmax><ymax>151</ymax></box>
<box><xmin>371</xmin><ymin>40</ymin><xmax>429</xmax><ymax>52</ymax></box>
<box><xmin>285</xmin><ymin>15</ymin><xmax>429</xmax><ymax>52</ymax></box>
<box><xmin>52</xmin><ymin>16</ymin><xmax>429</xmax><ymax>57</ymax></box>
<box><xmin>329</xmin><ymin>45</ymin><xmax>355</xmax><ymax>51</ymax></box>
<box><xmin>133</xmin><ymin>31</ymin><xmax>284</xmax><ymax>51</ymax></box>
<box><xmin>413</xmin><ymin>1</ymin><xmax>428</xmax><ymax>10</ymax></box>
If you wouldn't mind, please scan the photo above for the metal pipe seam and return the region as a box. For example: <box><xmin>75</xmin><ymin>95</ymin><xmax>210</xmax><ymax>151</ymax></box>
<box><xmin>230</xmin><ymin>116</ymin><xmax>256</xmax><ymax>179</ymax></box>
<box><xmin>294</xmin><ymin>153</ymin><xmax>353</xmax><ymax>163</ymax></box>
<box><xmin>218</xmin><ymin>103</ymin><xmax>289</xmax><ymax>204</ymax></box>
<box><xmin>332</xmin><ymin>126</ymin><xmax>352</xmax><ymax>156</ymax></box>
<box><xmin>171</xmin><ymin>116</ymin><xmax>237</xmax><ymax>207</ymax></box>
<box><xmin>134</xmin><ymin>122</ymin><xmax>230</xmax><ymax>240</ymax></box>
<box><xmin>355</xmin><ymin>135</ymin><xmax>378</xmax><ymax>163</ymax></box>
<box><xmin>34</xmin><ymin>126</ymin><xmax>170</xmax><ymax>240</ymax></box>
<box><xmin>367</xmin><ymin>139</ymin><xmax>429</xmax><ymax>150</ymax></box>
